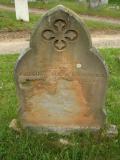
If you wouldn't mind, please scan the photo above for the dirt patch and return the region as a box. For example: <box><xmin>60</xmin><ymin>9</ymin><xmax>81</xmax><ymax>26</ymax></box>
<box><xmin>0</xmin><ymin>31</ymin><xmax>30</xmax><ymax>41</ymax></box>
<box><xmin>91</xmin><ymin>30</ymin><xmax>120</xmax><ymax>36</ymax></box>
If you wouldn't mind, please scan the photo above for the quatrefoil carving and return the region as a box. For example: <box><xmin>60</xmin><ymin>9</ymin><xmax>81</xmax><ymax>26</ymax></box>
<box><xmin>42</xmin><ymin>19</ymin><xmax>78</xmax><ymax>51</ymax></box>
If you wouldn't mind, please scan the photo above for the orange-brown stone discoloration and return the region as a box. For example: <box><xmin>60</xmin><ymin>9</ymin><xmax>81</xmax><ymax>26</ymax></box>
<box><xmin>21</xmin><ymin>76</ymin><xmax>97</xmax><ymax>128</ymax></box>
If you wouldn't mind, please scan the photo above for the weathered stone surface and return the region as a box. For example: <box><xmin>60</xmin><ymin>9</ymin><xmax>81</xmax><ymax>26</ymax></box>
<box><xmin>15</xmin><ymin>5</ymin><xmax>108</xmax><ymax>132</ymax></box>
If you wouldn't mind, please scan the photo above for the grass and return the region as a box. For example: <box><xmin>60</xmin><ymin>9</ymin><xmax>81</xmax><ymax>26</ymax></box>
<box><xmin>0</xmin><ymin>0</ymin><xmax>11</xmax><ymax>6</ymax></box>
<box><xmin>109</xmin><ymin>0</ymin><xmax>120</xmax><ymax>5</ymax></box>
<box><xmin>0</xmin><ymin>48</ymin><xmax>120</xmax><ymax>159</ymax></box>
<box><xmin>0</xmin><ymin>0</ymin><xmax>120</xmax><ymax>19</ymax></box>
<box><xmin>28</xmin><ymin>1</ymin><xmax>120</xmax><ymax>19</ymax></box>
<box><xmin>0</xmin><ymin>10</ymin><xmax>120</xmax><ymax>33</ymax></box>
<box><xmin>84</xmin><ymin>19</ymin><xmax>120</xmax><ymax>32</ymax></box>
<box><xmin>0</xmin><ymin>10</ymin><xmax>41</xmax><ymax>32</ymax></box>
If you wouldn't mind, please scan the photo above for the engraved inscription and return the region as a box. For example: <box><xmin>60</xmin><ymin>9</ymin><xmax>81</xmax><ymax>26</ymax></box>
<box><xmin>42</xmin><ymin>19</ymin><xmax>77</xmax><ymax>51</ymax></box>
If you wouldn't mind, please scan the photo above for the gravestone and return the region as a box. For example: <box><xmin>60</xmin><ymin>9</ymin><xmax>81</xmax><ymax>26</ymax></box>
<box><xmin>101</xmin><ymin>0</ymin><xmax>108</xmax><ymax>5</ymax></box>
<box><xmin>15</xmin><ymin>5</ymin><xmax>108</xmax><ymax>133</ymax></box>
<box><xmin>89</xmin><ymin>0</ymin><xmax>100</xmax><ymax>8</ymax></box>
<box><xmin>89</xmin><ymin>0</ymin><xmax>108</xmax><ymax>8</ymax></box>
<box><xmin>15</xmin><ymin>0</ymin><xmax>29</xmax><ymax>22</ymax></box>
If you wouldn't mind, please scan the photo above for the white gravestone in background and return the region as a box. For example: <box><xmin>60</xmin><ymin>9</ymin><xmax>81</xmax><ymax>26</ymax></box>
<box><xmin>89</xmin><ymin>0</ymin><xmax>108</xmax><ymax>8</ymax></box>
<box><xmin>101</xmin><ymin>0</ymin><xmax>108</xmax><ymax>5</ymax></box>
<box><xmin>15</xmin><ymin>0</ymin><xmax>29</xmax><ymax>22</ymax></box>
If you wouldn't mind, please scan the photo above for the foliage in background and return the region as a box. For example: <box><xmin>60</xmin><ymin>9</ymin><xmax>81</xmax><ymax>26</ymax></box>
<box><xmin>109</xmin><ymin>0</ymin><xmax>120</xmax><ymax>5</ymax></box>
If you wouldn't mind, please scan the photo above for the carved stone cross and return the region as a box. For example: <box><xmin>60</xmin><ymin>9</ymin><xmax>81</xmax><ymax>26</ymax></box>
<box><xmin>42</xmin><ymin>19</ymin><xmax>77</xmax><ymax>50</ymax></box>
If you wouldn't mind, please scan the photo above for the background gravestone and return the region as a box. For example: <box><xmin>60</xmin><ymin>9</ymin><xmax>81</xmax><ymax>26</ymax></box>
<box><xmin>89</xmin><ymin>0</ymin><xmax>108</xmax><ymax>8</ymax></box>
<box><xmin>15</xmin><ymin>5</ymin><xmax>108</xmax><ymax>132</ymax></box>
<box><xmin>15</xmin><ymin>0</ymin><xmax>29</xmax><ymax>22</ymax></box>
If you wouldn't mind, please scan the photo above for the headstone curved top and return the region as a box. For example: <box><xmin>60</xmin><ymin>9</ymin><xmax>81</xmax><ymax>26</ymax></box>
<box><xmin>15</xmin><ymin>5</ymin><xmax>108</xmax><ymax>133</ymax></box>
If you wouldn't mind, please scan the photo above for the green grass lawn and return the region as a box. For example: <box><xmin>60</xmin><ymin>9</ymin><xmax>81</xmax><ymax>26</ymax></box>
<box><xmin>0</xmin><ymin>0</ymin><xmax>120</xmax><ymax>19</ymax></box>
<box><xmin>0</xmin><ymin>10</ymin><xmax>120</xmax><ymax>33</ymax></box>
<box><xmin>0</xmin><ymin>0</ymin><xmax>11</xmax><ymax>6</ymax></box>
<box><xmin>0</xmin><ymin>10</ymin><xmax>41</xmax><ymax>32</ymax></box>
<box><xmin>0</xmin><ymin>48</ymin><xmax>120</xmax><ymax>160</ymax></box>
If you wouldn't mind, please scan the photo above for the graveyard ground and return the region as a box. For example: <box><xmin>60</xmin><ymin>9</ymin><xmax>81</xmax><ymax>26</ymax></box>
<box><xmin>0</xmin><ymin>10</ymin><xmax>120</xmax><ymax>34</ymax></box>
<box><xmin>0</xmin><ymin>48</ymin><xmax>120</xmax><ymax>160</ymax></box>
<box><xmin>0</xmin><ymin>0</ymin><xmax>120</xmax><ymax>19</ymax></box>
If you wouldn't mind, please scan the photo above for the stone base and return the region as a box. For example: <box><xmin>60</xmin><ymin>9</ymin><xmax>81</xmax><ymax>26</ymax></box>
<box><xmin>23</xmin><ymin>124</ymin><xmax>101</xmax><ymax>134</ymax></box>
<box><xmin>10</xmin><ymin>119</ymin><xmax>118</xmax><ymax>139</ymax></box>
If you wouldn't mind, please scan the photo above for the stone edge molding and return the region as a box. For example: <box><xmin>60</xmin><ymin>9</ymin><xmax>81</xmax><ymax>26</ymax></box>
<box><xmin>14</xmin><ymin>5</ymin><xmax>118</xmax><ymax>135</ymax></box>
